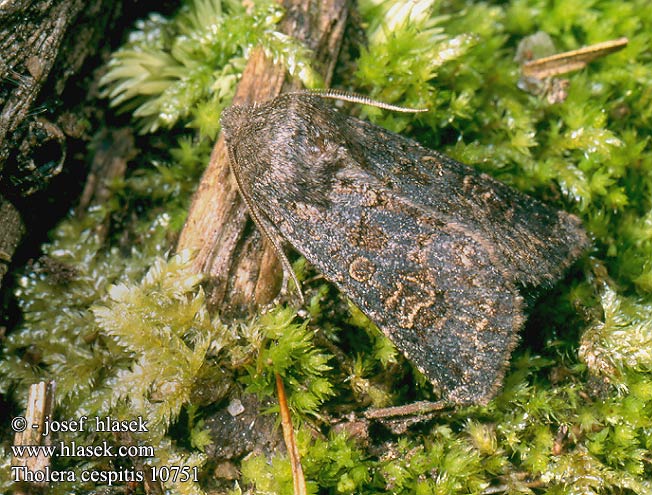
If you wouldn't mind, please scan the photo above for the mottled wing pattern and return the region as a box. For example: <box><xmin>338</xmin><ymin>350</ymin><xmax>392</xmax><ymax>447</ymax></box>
<box><xmin>340</xmin><ymin>118</ymin><xmax>590</xmax><ymax>289</ymax></box>
<box><xmin>270</xmin><ymin>169</ymin><xmax>523</xmax><ymax>403</ymax></box>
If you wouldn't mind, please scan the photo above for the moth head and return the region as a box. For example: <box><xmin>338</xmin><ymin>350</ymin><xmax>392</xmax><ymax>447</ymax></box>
<box><xmin>220</xmin><ymin>104</ymin><xmax>249</xmax><ymax>143</ymax></box>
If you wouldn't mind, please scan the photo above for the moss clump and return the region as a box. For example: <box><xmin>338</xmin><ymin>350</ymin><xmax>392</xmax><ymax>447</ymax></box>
<box><xmin>99</xmin><ymin>0</ymin><xmax>320</xmax><ymax>136</ymax></box>
<box><xmin>3</xmin><ymin>0</ymin><xmax>652</xmax><ymax>493</ymax></box>
<box><xmin>239</xmin><ymin>306</ymin><xmax>335</xmax><ymax>418</ymax></box>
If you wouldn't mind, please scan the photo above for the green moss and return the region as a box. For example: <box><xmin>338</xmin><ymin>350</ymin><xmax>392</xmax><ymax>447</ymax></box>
<box><xmin>99</xmin><ymin>0</ymin><xmax>321</xmax><ymax>135</ymax></box>
<box><xmin>242</xmin><ymin>430</ymin><xmax>370</xmax><ymax>494</ymax></box>
<box><xmin>3</xmin><ymin>0</ymin><xmax>652</xmax><ymax>493</ymax></box>
<box><xmin>239</xmin><ymin>306</ymin><xmax>335</xmax><ymax>418</ymax></box>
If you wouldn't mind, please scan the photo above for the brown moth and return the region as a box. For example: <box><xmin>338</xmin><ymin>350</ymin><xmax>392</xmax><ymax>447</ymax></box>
<box><xmin>221</xmin><ymin>91</ymin><xmax>589</xmax><ymax>404</ymax></box>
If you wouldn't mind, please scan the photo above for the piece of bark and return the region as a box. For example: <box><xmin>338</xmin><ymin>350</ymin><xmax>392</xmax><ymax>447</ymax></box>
<box><xmin>0</xmin><ymin>196</ymin><xmax>25</xmax><ymax>285</ymax></box>
<box><xmin>1</xmin><ymin>0</ymin><xmax>106</xmax><ymax>189</ymax></box>
<box><xmin>74</xmin><ymin>127</ymin><xmax>136</xmax><ymax>245</ymax></box>
<box><xmin>364</xmin><ymin>400</ymin><xmax>448</xmax><ymax>435</ymax></box>
<box><xmin>11</xmin><ymin>381</ymin><xmax>55</xmax><ymax>493</ymax></box>
<box><xmin>0</xmin><ymin>0</ymin><xmax>128</xmax><ymax>292</ymax></box>
<box><xmin>77</xmin><ymin>129</ymin><xmax>135</xmax><ymax>213</ymax></box>
<box><xmin>176</xmin><ymin>0</ymin><xmax>349</xmax><ymax>315</ymax></box>
<box><xmin>0</xmin><ymin>0</ymin><xmax>179</xmax><ymax>295</ymax></box>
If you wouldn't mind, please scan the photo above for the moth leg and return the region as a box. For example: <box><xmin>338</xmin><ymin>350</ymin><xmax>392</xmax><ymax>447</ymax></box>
<box><xmin>268</xmin><ymin>226</ymin><xmax>304</xmax><ymax>302</ymax></box>
<box><xmin>252</xmin><ymin>209</ymin><xmax>305</xmax><ymax>304</ymax></box>
<box><xmin>227</xmin><ymin>148</ymin><xmax>305</xmax><ymax>304</ymax></box>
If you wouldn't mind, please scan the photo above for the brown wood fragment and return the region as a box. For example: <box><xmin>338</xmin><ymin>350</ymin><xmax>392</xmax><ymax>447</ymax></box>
<box><xmin>75</xmin><ymin>128</ymin><xmax>136</xmax><ymax>243</ymax></box>
<box><xmin>364</xmin><ymin>400</ymin><xmax>448</xmax><ymax>435</ymax></box>
<box><xmin>364</xmin><ymin>400</ymin><xmax>447</xmax><ymax>420</ymax></box>
<box><xmin>0</xmin><ymin>0</ymin><xmax>128</xmax><ymax>288</ymax></box>
<box><xmin>0</xmin><ymin>0</ymin><xmax>121</xmax><ymax>184</ymax></box>
<box><xmin>176</xmin><ymin>0</ymin><xmax>349</xmax><ymax>315</ymax></box>
<box><xmin>77</xmin><ymin>129</ymin><xmax>134</xmax><ymax>213</ymax></box>
<box><xmin>11</xmin><ymin>381</ymin><xmax>56</xmax><ymax>492</ymax></box>
<box><xmin>522</xmin><ymin>37</ymin><xmax>628</xmax><ymax>79</ymax></box>
<box><xmin>0</xmin><ymin>196</ymin><xmax>25</xmax><ymax>287</ymax></box>
<box><xmin>517</xmin><ymin>36</ymin><xmax>628</xmax><ymax>104</ymax></box>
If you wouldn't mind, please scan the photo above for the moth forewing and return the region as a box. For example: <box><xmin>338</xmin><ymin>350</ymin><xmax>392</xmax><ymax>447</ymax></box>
<box><xmin>220</xmin><ymin>92</ymin><xmax>589</xmax><ymax>405</ymax></box>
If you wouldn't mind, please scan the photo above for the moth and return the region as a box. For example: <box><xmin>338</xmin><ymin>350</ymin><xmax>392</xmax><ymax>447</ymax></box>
<box><xmin>221</xmin><ymin>91</ymin><xmax>589</xmax><ymax>405</ymax></box>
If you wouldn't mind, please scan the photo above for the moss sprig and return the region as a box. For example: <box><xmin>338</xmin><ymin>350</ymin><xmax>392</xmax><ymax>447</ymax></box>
<box><xmin>100</xmin><ymin>0</ymin><xmax>320</xmax><ymax>135</ymax></box>
<box><xmin>240</xmin><ymin>307</ymin><xmax>335</xmax><ymax>419</ymax></box>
